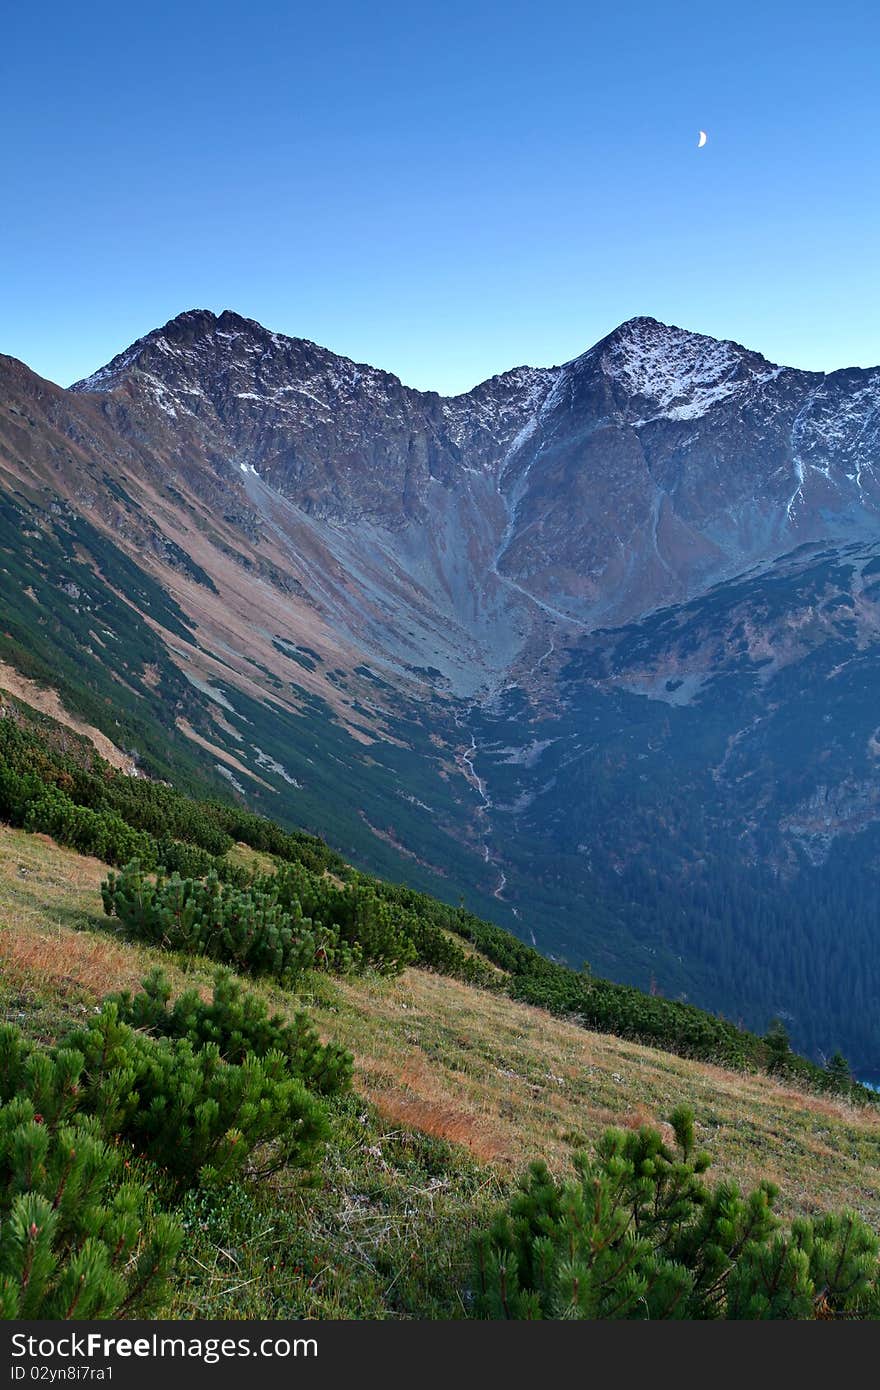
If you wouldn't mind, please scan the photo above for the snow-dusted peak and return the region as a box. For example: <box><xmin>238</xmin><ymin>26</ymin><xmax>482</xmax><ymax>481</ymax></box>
<box><xmin>72</xmin><ymin>310</ymin><xmax>218</xmax><ymax>390</ymax></box>
<box><xmin>595</xmin><ymin>316</ymin><xmax>784</xmax><ymax>423</ymax></box>
<box><xmin>71</xmin><ymin>308</ymin><xmax>880</xmax><ymax>512</ymax></box>
<box><xmin>71</xmin><ymin>308</ymin><xmax>566</xmax><ymax>476</ymax></box>
<box><xmin>71</xmin><ymin>307</ymin><xmax>413</xmax><ymax>422</ymax></box>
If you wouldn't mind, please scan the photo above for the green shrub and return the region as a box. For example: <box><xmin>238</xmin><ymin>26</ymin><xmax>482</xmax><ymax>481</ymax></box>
<box><xmin>102</xmin><ymin>861</ymin><xmax>422</xmax><ymax>982</ymax></box>
<box><xmin>0</xmin><ymin>764</ymin><xmax>158</xmax><ymax>870</ymax></box>
<box><xmin>1</xmin><ymin>1005</ymin><xmax>331</xmax><ymax>1195</ymax></box>
<box><xmin>207</xmin><ymin>804</ymin><xmax>348</xmax><ymax>875</ymax></box>
<box><xmin>0</xmin><ymin>1029</ymin><xmax>180</xmax><ymax>1319</ymax></box>
<box><xmin>153</xmin><ymin>836</ymin><xmax>217</xmax><ymax>880</ymax></box>
<box><xmin>101</xmin><ymin>863</ymin><xmax>346</xmax><ymax>985</ymax></box>
<box><xmin>268</xmin><ymin>865</ymin><xmax>416</xmax><ymax>975</ymax></box>
<box><xmin>0</xmin><ymin>765</ymin><xmax>46</xmax><ymax>825</ymax></box>
<box><xmin>24</xmin><ymin>788</ymin><xmax>157</xmax><ymax>868</ymax></box>
<box><xmin>61</xmin><ymin>1004</ymin><xmax>330</xmax><ymax>1188</ymax></box>
<box><xmin>110</xmin><ymin>968</ymin><xmax>353</xmax><ymax>1098</ymax></box>
<box><xmin>472</xmin><ymin>1108</ymin><xmax>880</xmax><ymax>1319</ymax></box>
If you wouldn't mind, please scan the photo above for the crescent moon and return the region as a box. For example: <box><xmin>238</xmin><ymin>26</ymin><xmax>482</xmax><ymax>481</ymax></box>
<box><xmin>697</xmin><ymin>130</ymin><xmax>707</xmax><ymax>147</ymax></box>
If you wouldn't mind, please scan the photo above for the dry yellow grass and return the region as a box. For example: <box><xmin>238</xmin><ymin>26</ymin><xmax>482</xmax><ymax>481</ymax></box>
<box><xmin>2</xmin><ymin>820</ymin><xmax>880</xmax><ymax>1228</ymax></box>
<box><xmin>306</xmin><ymin>971</ymin><xmax>880</xmax><ymax>1226</ymax></box>
<box><xmin>224</xmin><ymin>841</ymin><xmax>279</xmax><ymax>878</ymax></box>
<box><xmin>0</xmin><ymin>826</ymin><xmax>197</xmax><ymax>1017</ymax></box>
<box><xmin>0</xmin><ymin>927</ymin><xmax>142</xmax><ymax>1002</ymax></box>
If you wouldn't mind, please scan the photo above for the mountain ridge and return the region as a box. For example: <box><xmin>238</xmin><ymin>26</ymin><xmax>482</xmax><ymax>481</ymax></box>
<box><xmin>6</xmin><ymin>311</ymin><xmax>880</xmax><ymax>1064</ymax></box>
<box><xmin>63</xmin><ymin>308</ymin><xmax>880</xmax><ymax>662</ymax></box>
<box><xmin>74</xmin><ymin>307</ymin><xmax>880</xmax><ymax>401</ymax></box>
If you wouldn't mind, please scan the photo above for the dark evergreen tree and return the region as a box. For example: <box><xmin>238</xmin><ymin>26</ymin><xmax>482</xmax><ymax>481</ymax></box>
<box><xmin>825</xmin><ymin>1051</ymin><xmax>852</xmax><ymax>1089</ymax></box>
<box><xmin>763</xmin><ymin>1018</ymin><xmax>793</xmax><ymax>1074</ymax></box>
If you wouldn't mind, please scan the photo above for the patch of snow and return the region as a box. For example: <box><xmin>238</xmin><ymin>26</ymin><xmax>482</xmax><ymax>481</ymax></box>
<box><xmin>252</xmin><ymin>746</ymin><xmax>301</xmax><ymax>786</ymax></box>
<box><xmin>215</xmin><ymin>764</ymin><xmax>246</xmax><ymax>795</ymax></box>
<box><xmin>182</xmin><ymin>672</ymin><xmax>236</xmax><ymax>711</ymax></box>
<box><xmin>601</xmin><ymin>318</ymin><xmax>783</xmax><ymax>425</ymax></box>
<box><xmin>494</xmin><ymin>738</ymin><xmax>557</xmax><ymax>767</ymax></box>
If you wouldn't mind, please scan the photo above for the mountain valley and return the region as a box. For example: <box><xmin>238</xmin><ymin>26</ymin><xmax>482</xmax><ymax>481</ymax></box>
<box><xmin>3</xmin><ymin>309</ymin><xmax>880</xmax><ymax>1064</ymax></box>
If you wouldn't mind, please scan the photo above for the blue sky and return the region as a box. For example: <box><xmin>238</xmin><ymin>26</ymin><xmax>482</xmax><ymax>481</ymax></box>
<box><xmin>2</xmin><ymin>0</ymin><xmax>878</xmax><ymax>394</ymax></box>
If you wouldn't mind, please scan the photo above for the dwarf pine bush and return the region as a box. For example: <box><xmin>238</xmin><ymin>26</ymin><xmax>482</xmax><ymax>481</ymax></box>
<box><xmin>110</xmin><ymin>968</ymin><xmax>353</xmax><ymax>1097</ymax></box>
<box><xmin>2</xmin><ymin>999</ymin><xmax>331</xmax><ymax>1195</ymax></box>
<box><xmin>20</xmin><ymin>781</ymin><xmax>157</xmax><ymax>868</ymax></box>
<box><xmin>102</xmin><ymin>861</ymin><xmax>421</xmax><ymax>981</ymax></box>
<box><xmin>0</xmin><ymin>1029</ymin><xmax>181</xmax><ymax>1319</ymax></box>
<box><xmin>472</xmin><ymin>1107</ymin><xmax>880</xmax><ymax>1319</ymax></box>
<box><xmin>0</xmin><ymin>963</ymin><xmax>344</xmax><ymax>1317</ymax></box>
<box><xmin>266</xmin><ymin>864</ymin><xmax>416</xmax><ymax>974</ymax></box>
<box><xmin>102</xmin><ymin>863</ymin><xmax>346</xmax><ymax>984</ymax></box>
<box><xmin>62</xmin><ymin>1004</ymin><xmax>330</xmax><ymax>1188</ymax></box>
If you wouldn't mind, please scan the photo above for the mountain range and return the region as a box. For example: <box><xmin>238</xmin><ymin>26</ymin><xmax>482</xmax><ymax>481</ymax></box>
<box><xmin>3</xmin><ymin>309</ymin><xmax>880</xmax><ymax>1066</ymax></box>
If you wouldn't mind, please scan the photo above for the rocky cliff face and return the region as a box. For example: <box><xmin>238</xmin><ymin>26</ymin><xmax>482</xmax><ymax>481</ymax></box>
<box><xmin>73</xmin><ymin>310</ymin><xmax>880</xmax><ymax>666</ymax></box>
<box><xmin>73</xmin><ymin>308</ymin><xmax>556</xmax><ymax>521</ymax></box>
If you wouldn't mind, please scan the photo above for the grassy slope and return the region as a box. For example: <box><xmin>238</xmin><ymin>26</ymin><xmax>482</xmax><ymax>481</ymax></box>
<box><xmin>3</xmin><ymin>821</ymin><xmax>880</xmax><ymax>1245</ymax></box>
<box><xmin>0</xmin><ymin>826</ymin><xmax>497</xmax><ymax>1317</ymax></box>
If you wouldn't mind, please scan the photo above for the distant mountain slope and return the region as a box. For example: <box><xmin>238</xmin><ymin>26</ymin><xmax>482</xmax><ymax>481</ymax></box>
<box><xmin>72</xmin><ymin>310</ymin><xmax>880</xmax><ymax>655</ymax></box>
<box><xmin>3</xmin><ymin>312</ymin><xmax>880</xmax><ymax>1065</ymax></box>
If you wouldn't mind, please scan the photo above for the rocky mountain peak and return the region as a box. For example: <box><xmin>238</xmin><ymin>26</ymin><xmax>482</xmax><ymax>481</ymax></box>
<box><xmin>71</xmin><ymin>308</ymin><xmax>785</xmax><ymax>430</ymax></box>
<box><xmin>164</xmin><ymin>307</ymin><xmax>222</xmax><ymax>335</ymax></box>
<box><xmin>71</xmin><ymin>307</ymin><xmax>409</xmax><ymax>412</ymax></box>
<box><xmin>65</xmin><ymin>309</ymin><xmax>880</xmax><ymax>634</ymax></box>
<box><xmin>586</xmin><ymin>315</ymin><xmax>786</xmax><ymax>424</ymax></box>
